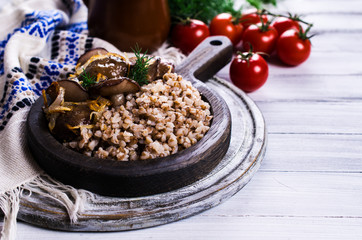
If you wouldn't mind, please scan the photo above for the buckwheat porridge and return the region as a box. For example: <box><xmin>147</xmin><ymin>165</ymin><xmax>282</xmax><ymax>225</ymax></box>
<box><xmin>42</xmin><ymin>48</ymin><xmax>212</xmax><ymax>161</ymax></box>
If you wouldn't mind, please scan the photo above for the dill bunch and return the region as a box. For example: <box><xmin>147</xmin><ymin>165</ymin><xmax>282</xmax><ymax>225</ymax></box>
<box><xmin>168</xmin><ymin>0</ymin><xmax>277</xmax><ymax>24</ymax></box>
<box><xmin>169</xmin><ymin>0</ymin><xmax>234</xmax><ymax>24</ymax></box>
<box><xmin>129</xmin><ymin>45</ymin><xmax>153</xmax><ymax>86</ymax></box>
<box><xmin>246</xmin><ymin>0</ymin><xmax>277</xmax><ymax>10</ymax></box>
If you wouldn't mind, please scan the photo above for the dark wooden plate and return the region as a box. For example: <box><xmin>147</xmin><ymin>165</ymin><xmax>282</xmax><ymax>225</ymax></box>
<box><xmin>26</xmin><ymin>36</ymin><xmax>233</xmax><ymax>197</ymax></box>
<box><xmin>19</xmin><ymin>76</ymin><xmax>267</xmax><ymax>232</ymax></box>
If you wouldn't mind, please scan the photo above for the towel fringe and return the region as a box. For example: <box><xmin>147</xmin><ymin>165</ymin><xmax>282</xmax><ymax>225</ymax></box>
<box><xmin>0</xmin><ymin>188</ymin><xmax>20</xmax><ymax>240</ymax></box>
<box><xmin>0</xmin><ymin>174</ymin><xmax>88</xmax><ymax>240</ymax></box>
<box><xmin>153</xmin><ymin>42</ymin><xmax>186</xmax><ymax>65</ymax></box>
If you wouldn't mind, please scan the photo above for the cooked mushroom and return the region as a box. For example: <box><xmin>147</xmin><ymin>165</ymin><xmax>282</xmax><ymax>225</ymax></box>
<box><xmin>43</xmin><ymin>84</ymin><xmax>92</xmax><ymax>141</ymax></box>
<box><xmin>46</xmin><ymin>80</ymin><xmax>89</xmax><ymax>102</ymax></box>
<box><xmin>78</xmin><ymin>55</ymin><xmax>129</xmax><ymax>83</ymax></box>
<box><xmin>90</xmin><ymin>77</ymin><xmax>140</xmax><ymax>96</ymax></box>
<box><xmin>131</xmin><ymin>56</ymin><xmax>174</xmax><ymax>82</ymax></box>
<box><xmin>51</xmin><ymin>104</ymin><xmax>93</xmax><ymax>141</ymax></box>
<box><xmin>157</xmin><ymin>60</ymin><xmax>175</xmax><ymax>78</ymax></box>
<box><xmin>76</xmin><ymin>47</ymin><xmax>108</xmax><ymax>67</ymax></box>
<box><xmin>110</xmin><ymin>93</ymin><xmax>126</xmax><ymax>106</ymax></box>
<box><xmin>146</xmin><ymin>57</ymin><xmax>159</xmax><ymax>81</ymax></box>
<box><xmin>43</xmin><ymin>85</ymin><xmax>72</xmax><ymax>117</ymax></box>
<box><xmin>43</xmin><ymin>88</ymin><xmax>110</xmax><ymax>141</ymax></box>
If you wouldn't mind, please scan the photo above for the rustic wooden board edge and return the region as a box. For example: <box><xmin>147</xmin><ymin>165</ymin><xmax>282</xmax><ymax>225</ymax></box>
<box><xmin>17</xmin><ymin>77</ymin><xmax>267</xmax><ymax>232</ymax></box>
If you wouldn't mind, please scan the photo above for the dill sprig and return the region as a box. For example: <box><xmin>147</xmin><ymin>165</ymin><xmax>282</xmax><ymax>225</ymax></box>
<box><xmin>169</xmin><ymin>0</ymin><xmax>278</xmax><ymax>24</ymax></box>
<box><xmin>246</xmin><ymin>0</ymin><xmax>277</xmax><ymax>10</ymax></box>
<box><xmin>129</xmin><ymin>44</ymin><xmax>153</xmax><ymax>86</ymax></box>
<box><xmin>80</xmin><ymin>68</ymin><xmax>96</xmax><ymax>89</ymax></box>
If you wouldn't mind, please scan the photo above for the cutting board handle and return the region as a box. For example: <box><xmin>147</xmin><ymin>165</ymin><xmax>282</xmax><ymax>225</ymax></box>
<box><xmin>175</xmin><ymin>36</ymin><xmax>233</xmax><ymax>82</ymax></box>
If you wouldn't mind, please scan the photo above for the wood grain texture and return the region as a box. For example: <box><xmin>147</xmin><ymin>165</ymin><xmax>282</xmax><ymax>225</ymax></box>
<box><xmin>27</xmin><ymin>95</ymin><xmax>231</xmax><ymax>197</ymax></box>
<box><xmin>268</xmin><ymin>52</ymin><xmax>362</xmax><ymax>76</ymax></box>
<box><xmin>277</xmin><ymin>0</ymin><xmax>362</xmax><ymax>15</ymax></box>
<box><xmin>18</xmin><ymin>77</ymin><xmax>266</xmax><ymax>231</ymax></box>
<box><xmin>216</xmin><ymin>73</ymin><xmax>362</xmax><ymax>102</ymax></box>
<box><xmin>304</xmin><ymin>14</ymin><xmax>362</xmax><ymax>33</ymax></box>
<box><xmin>250</xmin><ymin>75</ymin><xmax>362</xmax><ymax>102</ymax></box>
<box><xmin>260</xmin><ymin>134</ymin><xmax>362</xmax><ymax>172</ymax></box>
<box><xmin>16</xmin><ymin>172</ymin><xmax>362</xmax><ymax>239</ymax></box>
<box><xmin>204</xmin><ymin>172</ymin><xmax>362</xmax><ymax>217</ymax></box>
<box><xmin>258</xmin><ymin>101</ymin><xmax>362</xmax><ymax>134</ymax></box>
<box><xmin>16</xmin><ymin>216</ymin><xmax>362</xmax><ymax>240</ymax></box>
<box><xmin>312</xmin><ymin>33</ymin><xmax>362</xmax><ymax>53</ymax></box>
<box><xmin>15</xmin><ymin>0</ymin><xmax>362</xmax><ymax>238</ymax></box>
<box><xmin>218</xmin><ymin>52</ymin><xmax>362</xmax><ymax>78</ymax></box>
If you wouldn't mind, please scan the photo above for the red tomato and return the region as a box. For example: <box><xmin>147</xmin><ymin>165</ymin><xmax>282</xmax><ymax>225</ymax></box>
<box><xmin>240</xmin><ymin>9</ymin><xmax>268</xmax><ymax>28</ymax></box>
<box><xmin>171</xmin><ymin>19</ymin><xmax>210</xmax><ymax>54</ymax></box>
<box><xmin>277</xmin><ymin>29</ymin><xmax>311</xmax><ymax>66</ymax></box>
<box><xmin>271</xmin><ymin>17</ymin><xmax>300</xmax><ymax>36</ymax></box>
<box><xmin>230</xmin><ymin>52</ymin><xmax>268</xmax><ymax>93</ymax></box>
<box><xmin>209</xmin><ymin>13</ymin><xmax>244</xmax><ymax>46</ymax></box>
<box><xmin>242</xmin><ymin>23</ymin><xmax>278</xmax><ymax>55</ymax></box>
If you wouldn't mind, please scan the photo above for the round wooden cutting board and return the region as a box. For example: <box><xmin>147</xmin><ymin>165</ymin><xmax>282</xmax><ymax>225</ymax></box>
<box><xmin>18</xmin><ymin>76</ymin><xmax>267</xmax><ymax>231</ymax></box>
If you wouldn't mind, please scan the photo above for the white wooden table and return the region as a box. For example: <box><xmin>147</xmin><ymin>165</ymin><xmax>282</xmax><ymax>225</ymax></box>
<box><xmin>4</xmin><ymin>0</ymin><xmax>362</xmax><ymax>239</ymax></box>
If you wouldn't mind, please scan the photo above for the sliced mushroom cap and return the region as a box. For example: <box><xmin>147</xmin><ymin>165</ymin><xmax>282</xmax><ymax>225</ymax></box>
<box><xmin>130</xmin><ymin>56</ymin><xmax>174</xmax><ymax>82</ymax></box>
<box><xmin>146</xmin><ymin>57</ymin><xmax>160</xmax><ymax>82</ymax></box>
<box><xmin>45</xmin><ymin>81</ymin><xmax>60</xmax><ymax>102</ymax></box>
<box><xmin>78</xmin><ymin>55</ymin><xmax>129</xmax><ymax>83</ymax></box>
<box><xmin>90</xmin><ymin>77</ymin><xmax>140</xmax><ymax>96</ymax></box>
<box><xmin>46</xmin><ymin>80</ymin><xmax>89</xmax><ymax>102</ymax></box>
<box><xmin>76</xmin><ymin>48</ymin><xmax>108</xmax><ymax>67</ymax></box>
<box><xmin>51</xmin><ymin>104</ymin><xmax>93</xmax><ymax>141</ymax></box>
<box><xmin>157</xmin><ymin>60</ymin><xmax>175</xmax><ymax>78</ymax></box>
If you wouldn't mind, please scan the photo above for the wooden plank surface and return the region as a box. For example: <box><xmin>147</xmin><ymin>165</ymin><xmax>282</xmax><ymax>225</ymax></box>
<box><xmin>16</xmin><ymin>172</ymin><xmax>362</xmax><ymax>239</ymax></box>
<box><xmin>276</xmin><ymin>0</ymin><xmax>362</xmax><ymax>15</ymax></box>
<box><xmin>249</xmin><ymin>75</ymin><xmax>362</xmax><ymax>102</ymax></box>
<box><xmin>258</xmin><ymin>101</ymin><xmax>362</xmax><ymax>134</ymax></box>
<box><xmin>17</xmin><ymin>216</ymin><xmax>362</xmax><ymax>240</ymax></box>
<box><xmin>261</xmin><ymin>134</ymin><xmax>362</xmax><ymax>172</ymax></box>
<box><xmin>14</xmin><ymin>0</ymin><xmax>362</xmax><ymax>239</ymax></box>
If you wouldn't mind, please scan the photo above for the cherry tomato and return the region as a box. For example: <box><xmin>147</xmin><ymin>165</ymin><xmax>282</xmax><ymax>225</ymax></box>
<box><xmin>271</xmin><ymin>17</ymin><xmax>300</xmax><ymax>36</ymax></box>
<box><xmin>209</xmin><ymin>13</ymin><xmax>244</xmax><ymax>46</ymax></box>
<box><xmin>230</xmin><ymin>52</ymin><xmax>268</xmax><ymax>93</ymax></box>
<box><xmin>242</xmin><ymin>23</ymin><xmax>278</xmax><ymax>55</ymax></box>
<box><xmin>277</xmin><ymin>29</ymin><xmax>311</xmax><ymax>66</ymax></box>
<box><xmin>240</xmin><ymin>9</ymin><xmax>268</xmax><ymax>28</ymax></box>
<box><xmin>171</xmin><ymin>19</ymin><xmax>210</xmax><ymax>54</ymax></box>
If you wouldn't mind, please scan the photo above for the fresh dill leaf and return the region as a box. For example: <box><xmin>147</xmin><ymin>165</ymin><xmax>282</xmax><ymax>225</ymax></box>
<box><xmin>129</xmin><ymin>44</ymin><xmax>153</xmax><ymax>86</ymax></box>
<box><xmin>246</xmin><ymin>0</ymin><xmax>277</xmax><ymax>10</ymax></box>
<box><xmin>169</xmin><ymin>0</ymin><xmax>236</xmax><ymax>24</ymax></box>
<box><xmin>80</xmin><ymin>68</ymin><xmax>96</xmax><ymax>89</ymax></box>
